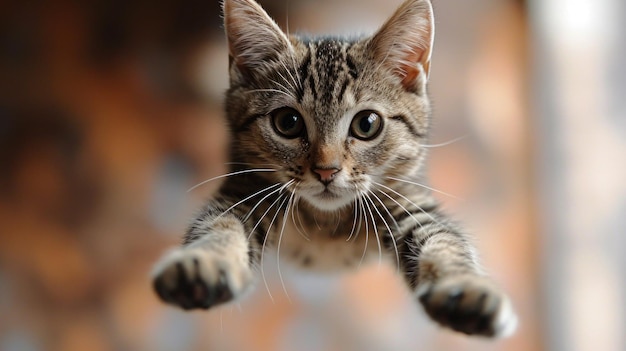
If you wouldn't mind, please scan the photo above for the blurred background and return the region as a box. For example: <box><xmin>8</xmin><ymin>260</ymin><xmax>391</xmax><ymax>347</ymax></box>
<box><xmin>0</xmin><ymin>0</ymin><xmax>624</xmax><ymax>350</ymax></box>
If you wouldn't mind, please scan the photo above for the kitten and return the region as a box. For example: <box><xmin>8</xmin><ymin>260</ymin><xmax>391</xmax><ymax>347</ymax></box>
<box><xmin>152</xmin><ymin>0</ymin><xmax>517</xmax><ymax>338</ymax></box>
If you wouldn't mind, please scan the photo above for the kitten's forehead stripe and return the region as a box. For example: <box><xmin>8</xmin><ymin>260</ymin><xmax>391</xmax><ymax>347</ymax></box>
<box><xmin>293</xmin><ymin>38</ymin><xmax>362</xmax><ymax>126</ymax></box>
<box><xmin>337</xmin><ymin>78</ymin><xmax>348</xmax><ymax>104</ymax></box>
<box><xmin>345</xmin><ymin>55</ymin><xmax>359</xmax><ymax>80</ymax></box>
<box><xmin>315</xmin><ymin>40</ymin><xmax>343</xmax><ymax>105</ymax></box>
<box><xmin>308</xmin><ymin>75</ymin><xmax>318</xmax><ymax>101</ymax></box>
<box><xmin>296</xmin><ymin>50</ymin><xmax>312</xmax><ymax>103</ymax></box>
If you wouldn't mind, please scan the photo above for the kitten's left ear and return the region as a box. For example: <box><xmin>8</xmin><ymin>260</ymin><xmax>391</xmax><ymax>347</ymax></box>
<box><xmin>223</xmin><ymin>0</ymin><xmax>292</xmax><ymax>73</ymax></box>
<box><xmin>369</xmin><ymin>0</ymin><xmax>434</xmax><ymax>93</ymax></box>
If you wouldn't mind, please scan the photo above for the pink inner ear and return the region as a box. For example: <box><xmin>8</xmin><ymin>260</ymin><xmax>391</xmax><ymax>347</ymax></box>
<box><xmin>399</xmin><ymin>52</ymin><xmax>423</xmax><ymax>88</ymax></box>
<box><xmin>369</xmin><ymin>0</ymin><xmax>434</xmax><ymax>92</ymax></box>
<box><xmin>224</xmin><ymin>0</ymin><xmax>291</xmax><ymax>71</ymax></box>
<box><xmin>398</xmin><ymin>53</ymin><xmax>430</xmax><ymax>93</ymax></box>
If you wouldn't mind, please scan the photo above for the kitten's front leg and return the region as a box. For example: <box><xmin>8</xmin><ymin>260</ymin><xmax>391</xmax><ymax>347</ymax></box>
<box><xmin>400</xmin><ymin>209</ymin><xmax>518</xmax><ymax>337</ymax></box>
<box><xmin>152</xmin><ymin>207</ymin><xmax>255</xmax><ymax>310</ymax></box>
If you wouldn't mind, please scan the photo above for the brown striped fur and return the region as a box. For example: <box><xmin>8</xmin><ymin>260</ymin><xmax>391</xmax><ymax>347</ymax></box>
<box><xmin>152</xmin><ymin>0</ymin><xmax>517</xmax><ymax>338</ymax></box>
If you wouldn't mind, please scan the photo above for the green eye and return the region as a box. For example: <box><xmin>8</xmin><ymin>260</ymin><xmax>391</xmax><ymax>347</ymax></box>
<box><xmin>271</xmin><ymin>107</ymin><xmax>305</xmax><ymax>138</ymax></box>
<box><xmin>350</xmin><ymin>110</ymin><xmax>383</xmax><ymax>140</ymax></box>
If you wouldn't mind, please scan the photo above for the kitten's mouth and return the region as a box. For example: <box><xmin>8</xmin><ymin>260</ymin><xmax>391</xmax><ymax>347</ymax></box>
<box><xmin>299</xmin><ymin>187</ymin><xmax>353</xmax><ymax>211</ymax></box>
<box><xmin>316</xmin><ymin>188</ymin><xmax>340</xmax><ymax>199</ymax></box>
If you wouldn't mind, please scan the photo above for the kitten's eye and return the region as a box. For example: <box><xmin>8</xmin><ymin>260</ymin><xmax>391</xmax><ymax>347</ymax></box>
<box><xmin>271</xmin><ymin>107</ymin><xmax>305</xmax><ymax>138</ymax></box>
<box><xmin>350</xmin><ymin>110</ymin><xmax>383</xmax><ymax>140</ymax></box>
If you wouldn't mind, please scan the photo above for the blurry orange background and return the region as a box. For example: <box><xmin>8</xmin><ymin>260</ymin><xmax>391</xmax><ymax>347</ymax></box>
<box><xmin>1</xmin><ymin>0</ymin><xmax>624</xmax><ymax>351</ymax></box>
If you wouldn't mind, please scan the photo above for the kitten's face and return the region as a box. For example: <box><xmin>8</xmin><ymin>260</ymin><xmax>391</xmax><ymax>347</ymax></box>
<box><xmin>224</xmin><ymin>0</ymin><xmax>434</xmax><ymax>212</ymax></box>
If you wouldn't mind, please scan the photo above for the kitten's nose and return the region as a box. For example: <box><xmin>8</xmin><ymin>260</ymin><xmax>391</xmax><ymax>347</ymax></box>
<box><xmin>312</xmin><ymin>167</ymin><xmax>341</xmax><ymax>184</ymax></box>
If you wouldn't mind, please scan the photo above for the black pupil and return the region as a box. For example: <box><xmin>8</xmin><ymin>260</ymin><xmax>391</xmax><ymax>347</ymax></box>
<box><xmin>359</xmin><ymin>114</ymin><xmax>376</xmax><ymax>133</ymax></box>
<box><xmin>281</xmin><ymin>114</ymin><xmax>299</xmax><ymax>131</ymax></box>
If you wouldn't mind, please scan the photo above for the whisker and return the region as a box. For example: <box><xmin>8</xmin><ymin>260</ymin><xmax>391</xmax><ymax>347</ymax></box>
<box><xmin>369</xmin><ymin>190</ymin><xmax>401</xmax><ymax>233</ymax></box>
<box><xmin>386</xmin><ymin>176</ymin><xmax>464</xmax><ymax>200</ymax></box>
<box><xmin>214</xmin><ymin>183</ymin><xmax>282</xmax><ymax>221</ymax></box>
<box><xmin>346</xmin><ymin>194</ymin><xmax>360</xmax><ymax>242</ymax></box>
<box><xmin>420</xmin><ymin>135</ymin><xmax>468</xmax><ymax>148</ymax></box>
<box><xmin>246</xmin><ymin>180</ymin><xmax>294</xmax><ymax>241</ymax></box>
<box><xmin>313</xmin><ymin>211</ymin><xmax>322</xmax><ymax>231</ymax></box>
<box><xmin>277</xmin><ymin>189</ymin><xmax>296</xmax><ymax>303</ymax></box>
<box><xmin>368</xmin><ymin>190</ymin><xmax>401</xmax><ymax>273</ymax></box>
<box><xmin>243</xmin><ymin>180</ymin><xmax>294</xmax><ymax>223</ymax></box>
<box><xmin>260</xmin><ymin>194</ymin><xmax>289</xmax><ymax>303</ymax></box>
<box><xmin>287</xmin><ymin>47</ymin><xmax>303</xmax><ymax>93</ymax></box>
<box><xmin>362</xmin><ymin>193</ymin><xmax>383</xmax><ymax>268</ymax></box>
<box><xmin>245</xmin><ymin>88</ymin><xmax>293</xmax><ymax>99</ymax></box>
<box><xmin>291</xmin><ymin>187</ymin><xmax>311</xmax><ymax>241</ymax></box>
<box><xmin>187</xmin><ymin>169</ymin><xmax>276</xmax><ymax>193</ymax></box>
<box><xmin>276</xmin><ymin>70</ymin><xmax>297</xmax><ymax>93</ymax></box>
<box><xmin>356</xmin><ymin>198</ymin><xmax>364</xmax><ymax>241</ymax></box>
<box><xmin>373</xmin><ymin>182</ymin><xmax>424</xmax><ymax>232</ymax></box>
<box><xmin>278</xmin><ymin>59</ymin><xmax>300</xmax><ymax>94</ymax></box>
<box><xmin>245</xmin><ymin>192</ymin><xmax>283</xmax><ymax>302</ymax></box>
<box><xmin>269</xmin><ymin>79</ymin><xmax>295</xmax><ymax>99</ymax></box>
<box><xmin>332</xmin><ymin>210</ymin><xmax>341</xmax><ymax>236</ymax></box>
<box><xmin>375</xmin><ymin>181</ymin><xmax>446</xmax><ymax>230</ymax></box>
<box><xmin>247</xmin><ymin>192</ymin><xmax>284</xmax><ymax>241</ymax></box>
<box><xmin>357</xmin><ymin>197</ymin><xmax>370</xmax><ymax>267</ymax></box>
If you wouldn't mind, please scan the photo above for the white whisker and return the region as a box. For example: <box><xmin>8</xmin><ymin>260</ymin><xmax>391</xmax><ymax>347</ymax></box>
<box><xmin>187</xmin><ymin>169</ymin><xmax>276</xmax><ymax>193</ymax></box>
<box><xmin>375</xmin><ymin>181</ymin><xmax>446</xmax><ymax>229</ymax></box>
<box><xmin>358</xmin><ymin>198</ymin><xmax>369</xmax><ymax>267</ymax></box>
<box><xmin>246</xmin><ymin>192</ymin><xmax>283</xmax><ymax>303</ymax></box>
<box><xmin>260</xmin><ymin>194</ymin><xmax>289</xmax><ymax>303</ymax></box>
<box><xmin>269</xmin><ymin>79</ymin><xmax>295</xmax><ymax>99</ymax></box>
<box><xmin>313</xmin><ymin>211</ymin><xmax>322</xmax><ymax>230</ymax></box>
<box><xmin>243</xmin><ymin>180</ymin><xmax>294</xmax><ymax>223</ymax></box>
<box><xmin>247</xmin><ymin>189</ymin><xmax>286</xmax><ymax>241</ymax></box>
<box><xmin>368</xmin><ymin>190</ymin><xmax>400</xmax><ymax>272</ymax></box>
<box><xmin>362</xmin><ymin>193</ymin><xmax>383</xmax><ymax>268</ymax></box>
<box><xmin>287</xmin><ymin>41</ymin><xmax>303</xmax><ymax>93</ymax></box>
<box><xmin>373</xmin><ymin>182</ymin><xmax>424</xmax><ymax>231</ymax></box>
<box><xmin>386</xmin><ymin>176</ymin><xmax>463</xmax><ymax>200</ymax></box>
<box><xmin>346</xmin><ymin>195</ymin><xmax>360</xmax><ymax>242</ymax></box>
<box><xmin>245</xmin><ymin>88</ymin><xmax>293</xmax><ymax>99</ymax></box>
<box><xmin>277</xmin><ymin>189</ymin><xmax>296</xmax><ymax>303</ymax></box>
<box><xmin>291</xmin><ymin>186</ymin><xmax>311</xmax><ymax>241</ymax></box>
<box><xmin>276</xmin><ymin>69</ymin><xmax>297</xmax><ymax>93</ymax></box>
<box><xmin>420</xmin><ymin>135</ymin><xmax>468</xmax><ymax>148</ymax></box>
<box><xmin>278</xmin><ymin>59</ymin><xmax>300</xmax><ymax>94</ymax></box>
<box><xmin>214</xmin><ymin>183</ymin><xmax>282</xmax><ymax>221</ymax></box>
<box><xmin>332</xmin><ymin>210</ymin><xmax>341</xmax><ymax>236</ymax></box>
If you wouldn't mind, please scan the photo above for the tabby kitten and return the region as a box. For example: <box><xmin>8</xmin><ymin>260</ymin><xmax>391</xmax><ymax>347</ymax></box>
<box><xmin>152</xmin><ymin>0</ymin><xmax>517</xmax><ymax>338</ymax></box>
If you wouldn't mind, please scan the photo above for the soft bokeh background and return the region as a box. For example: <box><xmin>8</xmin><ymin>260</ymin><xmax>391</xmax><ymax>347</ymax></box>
<box><xmin>1</xmin><ymin>0</ymin><xmax>624</xmax><ymax>350</ymax></box>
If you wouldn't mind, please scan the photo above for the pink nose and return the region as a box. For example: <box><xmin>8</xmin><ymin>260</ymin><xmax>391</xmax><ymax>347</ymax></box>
<box><xmin>312</xmin><ymin>167</ymin><xmax>341</xmax><ymax>183</ymax></box>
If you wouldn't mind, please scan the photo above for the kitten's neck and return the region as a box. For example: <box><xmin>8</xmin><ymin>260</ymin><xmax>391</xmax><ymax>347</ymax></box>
<box><xmin>294</xmin><ymin>200</ymin><xmax>355</xmax><ymax>237</ymax></box>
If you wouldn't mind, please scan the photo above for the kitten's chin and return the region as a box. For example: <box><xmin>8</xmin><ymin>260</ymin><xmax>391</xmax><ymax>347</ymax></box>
<box><xmin>301</xmin><ymin>191</ymin><xmax>354</xmax><ymax>212</ymax></box>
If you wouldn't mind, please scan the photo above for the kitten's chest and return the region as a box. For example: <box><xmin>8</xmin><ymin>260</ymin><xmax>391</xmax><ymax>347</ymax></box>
<box><xmin>269</xmin><ymin>212</ymin><xmax>390</xmax><ymax>271</ymax></box>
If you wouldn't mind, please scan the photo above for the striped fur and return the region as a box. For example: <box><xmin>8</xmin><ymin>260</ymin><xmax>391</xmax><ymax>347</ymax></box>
<box><xmin>152</xmin><ymin>0</ymin><xmax>517</xmax><ymax>338</ymax></box>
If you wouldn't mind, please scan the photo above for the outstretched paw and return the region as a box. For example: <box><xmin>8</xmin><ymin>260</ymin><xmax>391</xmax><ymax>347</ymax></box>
<box><xmin>418</xmin><ymin>275</ymin><xmax>517</xmax><ymax>337</ymax></box>
<box><xmin>152</xmin><ymin>249</ymin><xmax>252</xmax><ymax>310</ymax></box>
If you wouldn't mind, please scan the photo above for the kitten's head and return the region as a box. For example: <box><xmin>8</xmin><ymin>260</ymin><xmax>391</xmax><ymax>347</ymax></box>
<box><xmin>223</xmin><ymin>0</ymin><xmax>434</xmax><ymax>212</ymax></box>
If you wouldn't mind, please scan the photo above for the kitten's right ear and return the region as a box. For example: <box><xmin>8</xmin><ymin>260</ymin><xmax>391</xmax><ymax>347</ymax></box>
<box><xmin>223</xmin><ymin>0</ymin><xmax>292</xmax><ymax>73</ymax></box>
<box><xmin>369</xmin><ymin>0</ymin><xmax>434</xmax><ymax>93</ymax></box>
